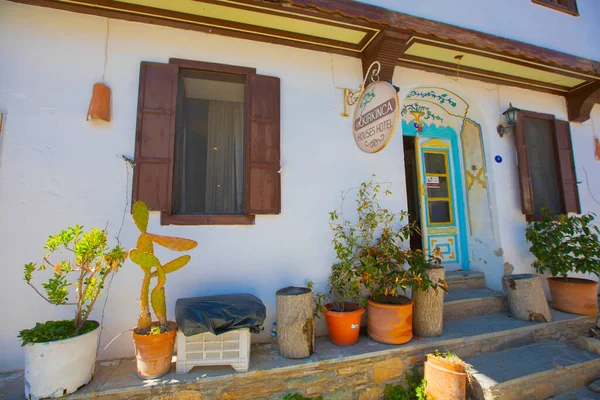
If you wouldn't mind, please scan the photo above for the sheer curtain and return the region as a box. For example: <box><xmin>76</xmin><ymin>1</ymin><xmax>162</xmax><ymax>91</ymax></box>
<box><xmin>205</xmin><ymin>100</ymin><xmax>245</xmax><ymax>213</ymax></box>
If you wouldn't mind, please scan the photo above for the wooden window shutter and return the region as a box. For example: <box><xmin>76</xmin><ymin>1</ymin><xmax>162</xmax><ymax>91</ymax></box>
<box><xmin>245</xmin><ymin>74</ymin><xmax>281</xmax><ymax>214</ymax></box>
<box><xmin>515</xmin><ymin>112</ymin><xmax>535</xmax><ymax>216</ymax></box>
<box><xmin>132</xmin><ymin>62</ymin><xmax>178</xmax><ymax>211</ymax></box>
<box><xmin>554</xmin><ymin>119</ymin><xmax>581</xmax><ymax>213</ymax></box>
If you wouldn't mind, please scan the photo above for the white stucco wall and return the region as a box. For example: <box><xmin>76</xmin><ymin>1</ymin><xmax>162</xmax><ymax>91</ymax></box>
<box><xmin>0</xmin><ymin>1</ymin><xmax>599</xmax><ymax>372</ymax></box>
<box><xmin>364</xmin><ymin>0</ymin><xmax>600</xmax><ymax>60</ymax></box>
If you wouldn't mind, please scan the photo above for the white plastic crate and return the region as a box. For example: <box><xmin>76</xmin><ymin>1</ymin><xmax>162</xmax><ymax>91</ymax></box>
<box><xmin>176</xmin><ymin>328</ymin><xmax>251</xmax><ymax>374</ymax></box>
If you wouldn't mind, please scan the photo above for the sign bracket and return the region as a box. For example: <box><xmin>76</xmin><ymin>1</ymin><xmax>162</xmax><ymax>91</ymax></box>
<box><xmin>341</xmin><ymin>61</ymin><xmax>381</xmax><ymax>117</ymax></box>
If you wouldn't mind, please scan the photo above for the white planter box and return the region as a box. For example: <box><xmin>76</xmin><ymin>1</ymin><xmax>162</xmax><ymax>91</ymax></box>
<box><xmin>176</xmin><ymin>328</ymin><xmax>250</xmax><ymax>374</ymax></box>
<box><xmin>24</xmin><ymin>323</ymin><xmax>100</xmax><ymax>399</ymax></box>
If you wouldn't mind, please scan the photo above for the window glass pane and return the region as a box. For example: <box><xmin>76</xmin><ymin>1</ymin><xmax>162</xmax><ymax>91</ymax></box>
<box><xmin>523</xmin><ymin>117</ymin><xmax>561</xmax><ymax>216</ymax></box>
<box><xmin>427</xmin><ymin>176</ymin><xmax>449</xmax><ymax>198</ymax></box>
<box><xmin>429</xmin><ymin>201</ymin><xmax>451</xmax><ymax>223</ymax></box>
<box><xmin>173</xmin><ymin>69</ymin><xmax>246</xmax><ymax>215</ymax></box>
<box><xmin>425</xmin><ymin>153</ymin><xmax>447</xmax><ymax>174</ymax></box>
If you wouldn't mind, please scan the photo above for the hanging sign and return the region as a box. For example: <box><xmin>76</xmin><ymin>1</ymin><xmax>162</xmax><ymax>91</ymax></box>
<box><xmin>426</xmin><ymin>176</ymin><xmax>440</xmax><ymax>188</ymax></box>
<box><xmin>352</xmin><ymin>81</ymin><xmax>399</xmax><ymax>154</ymax></box>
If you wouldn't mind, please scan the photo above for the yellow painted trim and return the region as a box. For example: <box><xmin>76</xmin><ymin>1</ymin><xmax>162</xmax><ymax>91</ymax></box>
<box><xmin>428</xmin><ymin>227</ymin><xmax>457</xmax><ymax>235</ymax></box>
<box><xmin>219</xmin><ymin>0</ymin><xmax>378</xmax><ymax>32</ymax></box>
<box><xmin>424</xmin><ymin>149</ymin><xmax>454</xmax><ymax>226</ymax></box>
<box><xmin>422</xmin><ymin>138</ymin><xmax>450</xmax><ymax>149</ymax></box>
<box><xmin>398</xmin><ymin>58</ymin><xmax>572</xmax><ymax>93</ymax></box>
<box><xmin>54</xmin><ymin>0</ymin><xmax>369</xmax><ymax>52</ymax></box>
<box><xmin>407</xmin><ymin>36</ymin><xmax>600</xmax><ymax>81</ymax></box>
<box><xmin>405</xmin><ymin>42</ymin><xmax>584</xmax><ymax>87</ymax></box>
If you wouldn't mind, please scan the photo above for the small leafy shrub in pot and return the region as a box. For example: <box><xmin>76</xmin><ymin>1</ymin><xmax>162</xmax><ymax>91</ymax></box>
<box><xmin>316</xmin><ymin>176</ymin><xmax>444</xmax><ymax>345</ymax></box>
<box><xmin>20</xmin><ymin>225</ymin><xmax>126</xmax><ymax>344</ymax></box>
<box><xmin>20</xmin><ymin>225</ymin><xmax>126</xmax><ymax>399</ymax></box>
<box><xmin>525</xmin><ymin>208</ymin><xmax>600</xmax><ymax>315</ymax></box>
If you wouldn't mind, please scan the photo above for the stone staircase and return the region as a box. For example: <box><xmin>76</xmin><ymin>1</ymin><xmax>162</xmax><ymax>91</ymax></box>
<box><xmin>1</xmin><ymin>270</ymin><xmax>598</xmax><ymax>399</ymax></box>
<box><xmin>444</xmin><ymin>270</ymin><xmax>600</xmax><ymax>400</ymax></box>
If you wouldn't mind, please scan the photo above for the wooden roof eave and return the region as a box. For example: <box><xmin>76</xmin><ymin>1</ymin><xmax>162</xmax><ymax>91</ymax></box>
<box><xmin>266</xmin><ymin>0</ymin><xmax>600</xmax><ymax>77</ymax></box>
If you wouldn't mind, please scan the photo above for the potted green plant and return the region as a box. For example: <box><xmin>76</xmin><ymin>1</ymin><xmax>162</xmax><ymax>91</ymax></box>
<box><xmin>525</xmin><ymin>208</ymin><xmax>600</xmax><ymax>315</ymax></box>
<box><xmin>129</xmin><ymin>201</ymin><xmax>198</xmax><ymax>378</ymax></box>
<box><xmin>320</xmin><ymin>176</ymin><xmax>426</xmax><ymax>345</ymax></box>
<box><xmin>19</xmin><ymin>225</ymin><xmax>126</xmax><ymax>399</ymax></box>
<box><xmin>424</xmin><ymin>350</ymin><xmax>468</xmax><ymax>400</ymax></box>
<box><xmin>410</xmin><ymin>248</ymin><xmax>448</xmax><ymax>338</ymax></box>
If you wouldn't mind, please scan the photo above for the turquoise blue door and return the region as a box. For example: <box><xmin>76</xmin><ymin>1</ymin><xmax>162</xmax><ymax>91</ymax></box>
<box><xmin>416</xmin><ymin>136</ymin><xmax>469</xmax><ymax>271</ymax></box>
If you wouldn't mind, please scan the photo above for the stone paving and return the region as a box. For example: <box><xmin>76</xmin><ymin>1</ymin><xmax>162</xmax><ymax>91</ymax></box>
<box><xmin>0</xmin><ymin>309</ymin><xmax>594</xmax><ymax>399</ymax></box>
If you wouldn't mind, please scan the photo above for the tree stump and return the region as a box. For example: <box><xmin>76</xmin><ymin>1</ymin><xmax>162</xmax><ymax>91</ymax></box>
<box><xmin>413</xmin><ymin>266</ymin><xmax>445</xmax><ymax>337</ymax></box>
<box><xmin>502</xmin><ymin>274</ymin><xmax>551</xmax><ymax>322</ymax></box>
<box><xmin>276</xmin><ymin>287</ymin><xmax>315</xmax><ymax>359</ymax></box>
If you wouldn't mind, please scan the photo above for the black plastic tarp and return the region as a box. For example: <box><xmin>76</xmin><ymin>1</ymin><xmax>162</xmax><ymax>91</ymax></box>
<box><xmin>175</xmin><ymin>294</ymin><xmax>266</xmax><ymax>336</ymax></box>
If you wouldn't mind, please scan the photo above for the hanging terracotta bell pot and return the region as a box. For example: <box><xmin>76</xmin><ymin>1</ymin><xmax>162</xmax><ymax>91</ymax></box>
<box><xmin>87</xmin><ymin>82</ymin><xmax>111</xmax><ymax>122</ymax></box>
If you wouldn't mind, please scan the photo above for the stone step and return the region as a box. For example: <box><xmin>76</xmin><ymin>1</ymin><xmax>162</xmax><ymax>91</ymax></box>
<box><xmin>7</xmin><ymin>310</ymin><xmax>591</xmax><ymax>400</ymax></box>
<box><xmin>550</xmin><ymin>386</ymin><xmax>600</xmax><ymax>399</ymax></box>
<box><xmin>444</xmin><ymin>288</ymin><xmax>506</xmax><ymax>322</ymax></box>
<box><xmin>446</xmin><ymin>270</ymin><xmax>486</xmax><ymax>290</ymax></box>
<box><xmin>467</xmin><ymin>341</ymin><xmax>600</xmax><ymax>400</ymax></box>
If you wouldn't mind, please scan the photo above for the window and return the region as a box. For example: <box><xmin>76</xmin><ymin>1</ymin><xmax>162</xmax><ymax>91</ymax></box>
<box><xmin>532</xmin><ymin>0</ymin><xmax>579</xmax><ymax>16</ymax></box>
<box><xmin>424</xmin><ymin>151</ymin><xmax>453</xmax><ymax>225</ymax></box>
<box><xmin>132</xmin><ymin>59</ymin><xmax>281</xmax><ymax>225</ymax></box>
<box><xmin>515</xmin><ymin>110</ymin><xmax>580</xmax><ymax>220</ymax></box>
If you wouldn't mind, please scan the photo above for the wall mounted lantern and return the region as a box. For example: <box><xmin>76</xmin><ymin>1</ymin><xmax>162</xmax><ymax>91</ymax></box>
<box><xmin>497</xmin><ymin>102</ymin><xmax>520</xmax><ymax>138</ymax></box>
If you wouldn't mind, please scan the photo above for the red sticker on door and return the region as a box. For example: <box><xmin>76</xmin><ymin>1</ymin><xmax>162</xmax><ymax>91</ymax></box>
<box><xmin>426</xmin><ymin>176</ymin><xmax>440</xmax><ymax>188</ymax></box>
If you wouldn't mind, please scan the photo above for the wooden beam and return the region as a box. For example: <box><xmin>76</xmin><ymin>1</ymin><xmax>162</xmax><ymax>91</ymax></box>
<box><xmin>264</xmin><ymin>0</ymin><xmax>600</xmax><ymax>77</ymax></box>
<box><xmin>362</xmin><ymin>31</ymin><xmax>408</xmax><ymax>83</ymax></box>
<box><xmin>566</xmin><ymin>81</ymin><xmax>600</xmax><ymax>123</ymax></box>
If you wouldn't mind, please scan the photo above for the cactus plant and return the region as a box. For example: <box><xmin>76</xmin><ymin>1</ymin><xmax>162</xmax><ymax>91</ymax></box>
<box><xmin>130</xmin><ymin>201</ymin><xmax>198</xmax><ymax>334</ymax></box>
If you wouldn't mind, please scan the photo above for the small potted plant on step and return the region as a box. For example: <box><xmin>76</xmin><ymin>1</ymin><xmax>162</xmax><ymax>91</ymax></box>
<box><xmin>322</xmin><ymin>176</ymin><xmax>424</xmax><ymax>345</ymax></box>
<box><xmin>129</xmin><ymin>201</ymin><xmax>198</xmax><ymax>378</ymax></box>
<box><xmin>20</xmin><ymin>225</ymin><xmax>127</xmax><ymax>399</ymax></box>
<box><xmin>526</xmin><ymin>208</ymin><xmax>600</xmax><ymax>315</ymax></box>
<box><xmin>424</xmin><ymin>350</ymin><xmax>469</xmax><ymax>400</ymax></box>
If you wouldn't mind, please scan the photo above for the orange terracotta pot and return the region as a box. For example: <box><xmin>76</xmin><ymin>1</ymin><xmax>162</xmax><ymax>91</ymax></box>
<box><xmin>548</xmin><ymin>277</ymin><xmax>598</xmax><ymax>315</ymax></box>
<box><xmin>132</xmin><ymin>321</ymin><xmax>177</xmax><ymax>379</ymax></box>
<box><xmin>424</xmin><ymin>354</ymin><xmax>466</xmax><ymax>400</ymax></box>
<box><xmin>86</xmin><ymin>82</ymin><xmax>111</xmax><ymax>122</ymax></box>
<box><xmin>323</xmin><ymin>303</ymin><xmax>365</xmax><ymax>346</ymax></box>
<box><xmin>366</xmin><ymin>296</ymin><xmax>413</xmax><ymax>345</ymax></box>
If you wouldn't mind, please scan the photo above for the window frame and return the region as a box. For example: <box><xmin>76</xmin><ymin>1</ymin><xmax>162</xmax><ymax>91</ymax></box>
<box><xmin>515</xmin><ymin>109</ymin><xmax>580</xmax><ymax>221</ymax></box>
<box><xmin>161</xmin><ymin>58</ymin><xmax>257</xmax><ymax>226</ymax></box>
<box><xmin>531</xmin><ymin>0</ymin><xmax>579</xmax><ymax>16</ymax></box>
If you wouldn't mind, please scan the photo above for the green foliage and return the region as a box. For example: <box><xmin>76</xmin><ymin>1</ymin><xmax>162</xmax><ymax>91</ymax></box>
<box><xmin>384</xmin><ymin>367</ymin><xmax>428</xmax><ymax>400</ymax></box>
<box><xmin>319</xmin><ymin>176</ymin><xmax>447</xmax><ymax>311</ymax></box>
<box><xmin>282</xmin><ymin>394</ymin><xmax>323</xmax><ymax>400</ymax></box>
<box><xmin>18</xmin><ymin>320</ymin><xmax>98</xmax><ymax>346</ymax></box>
<box><xmin>23</xmin><ymin>225</ymin><xmax>127</xmax><ymax>334</ymax></box>
<box><xmin>130</xmin><ymin>201</ymin><xmax>198</xmax><ymax>334</ymax></box>
<box><xmin>525</xmin><ymin>208</ymin><xmax>600</xmax><ymax>279</ymax></box>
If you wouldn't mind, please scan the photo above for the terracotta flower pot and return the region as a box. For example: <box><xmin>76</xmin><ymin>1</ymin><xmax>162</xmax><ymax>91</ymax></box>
<box><xmin>323</xmin><ymin>303</ymin><xmax>364</xmax><ymax>346</ymax></box>
<box><xmin>366</xmin><ymin>296</ymin><xmax>413</xmax><ymax>344</ymax></box>
<box><xmin>132</xmin><ymin>321</ymin><xmax>177</xmax><ymax>379</ymax></box>
<box><xmin>548</xmin><ymin>277</ymin><xmax>598</xmax><ymax>315</ymax></box>
<box><xmin>424</xmin><ymin>354</ymin><xmax>467</xmax><ymax>400</ymax></box>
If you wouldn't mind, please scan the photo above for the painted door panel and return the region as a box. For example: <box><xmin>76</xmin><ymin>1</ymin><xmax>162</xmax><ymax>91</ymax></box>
<box><xmin>416</xmin><ymin>137</ymin><xmax>466</xmax><ymax>271</ymax></box>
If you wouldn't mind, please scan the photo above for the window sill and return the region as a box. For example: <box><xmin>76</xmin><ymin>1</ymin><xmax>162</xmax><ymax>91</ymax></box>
<box><xmin>160</xmin><ymin>213</ymin><xmax>256</xmax><ymax>226</ymax></box>
<box><xmin>531</xmin><ymin>0</ymin><xmax>579</xmax><ymax>16</ymax></box>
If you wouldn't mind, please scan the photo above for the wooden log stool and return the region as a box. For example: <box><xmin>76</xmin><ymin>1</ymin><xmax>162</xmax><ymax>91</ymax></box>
<box><xmin>413</xmin><ymin>266</ymin><xmax>446</xmax><ymax>337</ymax></box>
<box><xmin>276</xmin><ymin>287</ymin><xmax>315</xmax><ymax>359</ymax></box>
<box><xmin>502</xmin><ymin>273</ymin><xmax>552</xmax><ymax>322</ymax></box>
